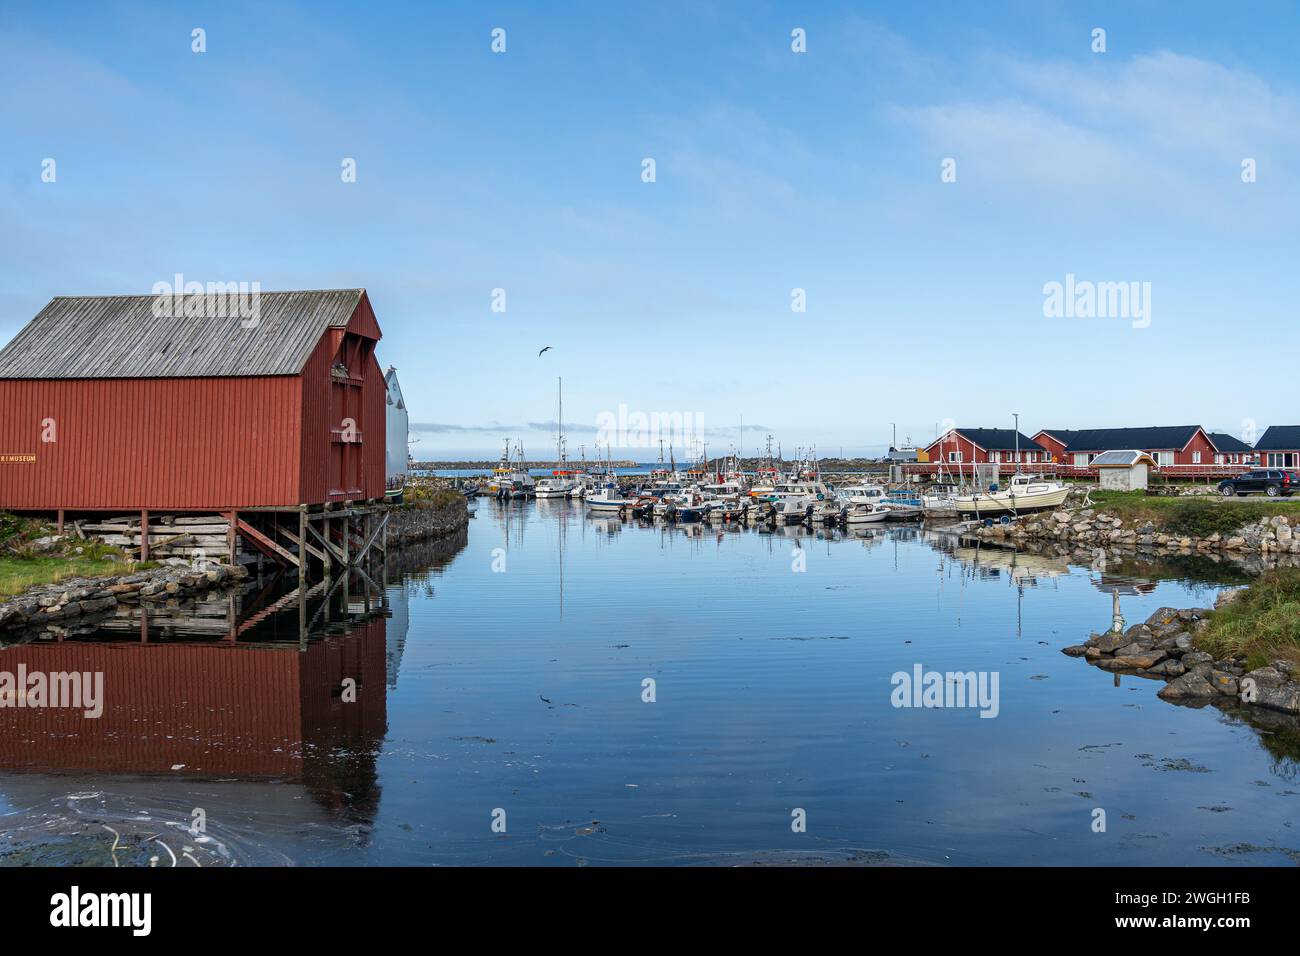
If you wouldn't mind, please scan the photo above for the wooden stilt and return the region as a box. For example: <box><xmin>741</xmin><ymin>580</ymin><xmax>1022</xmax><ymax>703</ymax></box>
<box><xmin>140</xmin><ymin>509</ymin><xmax>150</xmax><ymax>561</ymax></box>
<box><xmin>298</xmin><ymin>508</ymin><xmax>308</xmax><ymax>579</ymax></box>
<box><xmin>322</xmin><ymin>514</ymin><xmax>333</xmax><ymax>578</ymax></box>
<box><xmin>298</xmin><ymin>582</ymin><xmax>307</xmax><ymax>651</ymax></box>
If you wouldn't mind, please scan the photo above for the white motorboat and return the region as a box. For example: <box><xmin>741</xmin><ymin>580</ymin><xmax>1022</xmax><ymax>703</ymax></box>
<box><xmin>764</xmin><ymin>479</ymin><xmax>833</xmax><ymax>524</ymax></box>
<box><xmin>953</xmin><ymin>473</ymin><xmax>1070</xmax><ymax>516</ymax></box>
<box><xmin>535</xmin><ymin>472</ymin><xmax>578</xmax><ymax>498</ymax></box>
<box><xmin>843</xmin><ymin>502</ymin><xmax>890</xmax><ymax>524</ymax></box>
<box><xmin>586</xmin><ymin>481</ymin><xmax>632</xmax><ymax>512</ymax></box>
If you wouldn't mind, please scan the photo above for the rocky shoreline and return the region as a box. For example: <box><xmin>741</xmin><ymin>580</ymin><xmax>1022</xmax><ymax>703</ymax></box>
<box><xmin>974</xmin><ymin>502</ymin><xmax>1300</xmax><ymax>558</ymax></box>
<box><xmin>389</xmin><ymin>496</ymin><xmax>470</xmax><ymax>546</ymax></box>
<box><xmin>1061</xmin><ymin>593</ymin><xmax>1300</xmax><ymax>716</ymax></box>
<box><xmin>0</xmin><ymin>559</ymin><xmax>250</xmax><ymax>634</ymax></box>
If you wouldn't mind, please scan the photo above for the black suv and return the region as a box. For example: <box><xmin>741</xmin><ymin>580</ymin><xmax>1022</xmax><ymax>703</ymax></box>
<box><xmin>1218</xmin><ymin>469</ymin><xmax>1297</xmax><ymax>498</ymax></box>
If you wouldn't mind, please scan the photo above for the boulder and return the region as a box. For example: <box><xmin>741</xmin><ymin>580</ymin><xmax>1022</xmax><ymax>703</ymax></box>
<box><xmin>1208</xmin><ymin>670</ymin><xmax>1239</xmax><ymax>696</ymax></box>
<box><xmin>1256</xmin><ymin>683</ymin><xmax>1300</xmax><ymax>715</ymax></box>
<box><xmin>1145</xmin><ymin>607</ymin><xmax>1180</xmax><ymax>628</ymax></box>
<box><xmin>1060</xmin><ymin>645</ymin><xmax>1089</xmax><ymax>657</ymax></box>
<box><xmin>1158</xmin><ymin>672</ymin><xmax>1217</xmax><ymax>700</ymax></box>
<box><xmin>1098</xmin><ymin>651</ymin><xmax>1166</xmax><ymax>670</ymax></box>
<box><xmin>1242</xmin><ymin>666</ymin><xmax>1285</xmax><ymax>690</ymax></box>
<box><xmin>1147</xmin><ymin>659</ymin><xmax>1186</xmax><ymax>677</ymax></box>
<box><xmin>1086</xmin><ymin>631</ymin><xmax>1130</xmax><ymax>653</ymax></box>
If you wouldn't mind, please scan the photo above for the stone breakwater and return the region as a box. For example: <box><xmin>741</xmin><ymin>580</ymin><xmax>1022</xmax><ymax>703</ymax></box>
<box><xmin>1061</xmin><ymin>595</ymin><xmax>1300</xmax><ymax>716</ymax></box>
<box><xmin>974</xmin><ymin>505</ymin><xmax>1300</xmax><ymax>558</ymax></box>
<box><xmin>0</xmin><ymin>560</ymin><xmax>249</xmax><ymax>633</ymax></box>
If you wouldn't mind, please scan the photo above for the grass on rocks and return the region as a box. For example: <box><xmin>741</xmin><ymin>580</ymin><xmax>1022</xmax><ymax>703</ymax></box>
<box><xmin>0</xmin><ymin>556</ymin><xmax>134</xmax><ymax>597</ymax></box>
<box><xmin>1084</xmin><ymin>490</ymin><xmax>1298</xmax><ymax>538</ymax></box>
<box><xmin>1199</xmin><ymin>568</ymin><xmax>1300</xmax><ymax>668</ymax></box>
<box><xmin>0</xmin><ymin>511</ymin><xmax>141</xmax><ymax>597</ymax></box>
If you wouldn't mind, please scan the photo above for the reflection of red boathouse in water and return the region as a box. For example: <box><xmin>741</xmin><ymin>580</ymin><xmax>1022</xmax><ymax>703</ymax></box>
<box><xmin>0</xmin><ymin>617</ymin><xmax>388</xmax><ymax>782</ymax></box>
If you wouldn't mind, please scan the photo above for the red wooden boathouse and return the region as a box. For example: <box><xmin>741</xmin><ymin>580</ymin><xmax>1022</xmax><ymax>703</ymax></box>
<box><xmin>0</xmin><ymin>289</ymin><xmax>386</xmax><ymax>512</ymax></box>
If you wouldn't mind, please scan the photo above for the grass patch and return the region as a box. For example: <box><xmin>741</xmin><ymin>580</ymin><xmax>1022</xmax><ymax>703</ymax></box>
<box><xmin>0</xmin><ymin>556</ymin><xmax>138</xmax><ymax>598</ymax></box>
<box><xmin>1198</xmin><ymin>568</ymin><xmax>1300</xmax><ymax>664</ymax></box>
<box><xmin>1</xmin><ymin>510</ymin><xmax>143</xmax><ymax>597</ymax></box>
<box><xmin>403</xmin><ymin>482</ymin><xmax>465</xmax><ymax>510</ymax></box>
<box><xmin>1084</xmin><ymin>491</ymin><xmax>1297</xmax><ymax>538</ymax></box>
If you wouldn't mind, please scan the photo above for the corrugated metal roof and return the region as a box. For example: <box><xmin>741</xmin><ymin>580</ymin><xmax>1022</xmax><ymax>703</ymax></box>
<box><xmin>0</xmin><ymin>289</ymin><xmax>364</xmax><ymax>379</ymax></box>
<box><xmin>1091</xmin><ymin>449</ymin><xmax>1156</xmax><ymax>467</ymax></box>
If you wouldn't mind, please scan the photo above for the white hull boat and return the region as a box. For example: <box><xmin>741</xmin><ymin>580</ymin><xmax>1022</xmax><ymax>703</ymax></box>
<box><xmin>586</xmin><ymin>482</ymin><xmax>632</xmax><ymax>512</ymax></box>
<box><xmin>953</xmin><ymin>474</ymin><xmax>1070</xmax><ymax>516</ymax></box>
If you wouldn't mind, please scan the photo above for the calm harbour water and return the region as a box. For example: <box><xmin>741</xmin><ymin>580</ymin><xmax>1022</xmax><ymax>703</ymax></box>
<box><xmin>1</xmin><ymin>499</ymin><xmax>1296</xmax><ymax>866</ymax></box>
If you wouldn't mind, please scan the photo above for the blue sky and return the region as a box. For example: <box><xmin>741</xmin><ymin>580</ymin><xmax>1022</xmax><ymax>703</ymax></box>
<box><xmin>3</xmin><ymin>1</ymin><xmax>1299</xmax><ymax>459</ymax></box>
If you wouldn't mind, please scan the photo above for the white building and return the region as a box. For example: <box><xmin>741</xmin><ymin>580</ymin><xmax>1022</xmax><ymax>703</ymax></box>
<box><xmin>1092</xmin><ymin>450</ymin><xmax>1156</xmax><ymax>491</ymax></box>
<box><xmin>384</xmin><ymin>366</ymin><xmax>409</xmax><ymax>490</ymax></box>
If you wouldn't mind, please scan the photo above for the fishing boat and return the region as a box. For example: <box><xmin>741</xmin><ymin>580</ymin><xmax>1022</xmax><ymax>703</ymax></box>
<box><xmin>535</xmin><ymin>378</ymin><xmax>578</xmax><ymax>498</ymax></box>
<box><xmin>953</xmin><ymin>473</ymin><xmax>1070</xmax><ymax>516</ymax></box>
<box><xmin>535</xmin><ymin>471</ymin><xmax>578</xmax><ymax>498</ymax></box>
<box><xmin>664</xmin><ymin>490</ymin><xmax>715</xmax><ymax>522</ymax></box>
<box><xmin>487</xmin><ymin>440</ymin><xmax>536</xmax><ymax>498</ymax></box>
<box><xmin>586</xmin><ymin>480</ymin><xmax>632</xmax><ymax>513</ymax></box>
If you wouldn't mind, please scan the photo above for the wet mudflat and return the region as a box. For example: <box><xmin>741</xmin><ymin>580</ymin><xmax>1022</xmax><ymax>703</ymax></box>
<box><xmin>0</xmin><ymin>501</ymin><xmax>1296</xmax><ymax>866</ymax></box>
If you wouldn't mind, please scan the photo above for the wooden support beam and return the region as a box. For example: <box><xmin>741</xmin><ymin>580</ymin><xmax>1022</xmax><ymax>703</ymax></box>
<box><xmin>236</xmin><ymin>519</ymin><xmax>298</xmax><ymax>566</ymax></box>
<box><xmin>298</xmin><ymin>510</ymin><xmax>308</xmax><ymax>579</ymax></box>
<box><xmin>306</xmin><ymin>521</ymin><xmax>346</xmax><ymax>564</ymax></box>
<box><xmin>140</xmin><ymin>509</ymin><xmax>149</xmax><ymax>561</ymax></box>
<box><xmin>280</xmin><ymin>525</ymin><xmax>326</xmax><ymax>565</ymax></box>
<box><xmin>353</xmin><ymin>511</ymin><xmax>389</xmax><ymax>564</ymax></box>
<box><xmin>57</xmin><ymin>509</ymin><xmax>64</xmax><ymax>534</ymax></box>
<box><xmin>226</xmin><ymin>511</ymin><xmax>238</xmax><ymax>565</ymax></box>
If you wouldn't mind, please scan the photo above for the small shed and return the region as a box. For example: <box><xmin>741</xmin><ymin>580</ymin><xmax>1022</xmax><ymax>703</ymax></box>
<box><xmin>1092</xmin><ymin>450</ymin><xmax>1157</xmax><ymax>491</ymax></box>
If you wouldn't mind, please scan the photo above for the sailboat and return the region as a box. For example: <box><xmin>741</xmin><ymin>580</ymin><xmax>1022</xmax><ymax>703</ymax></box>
<box><xmin>952</xmin><ymin>473</ymin><xmax>1070</xmax><ymax>516</ymax></box>
<box><xmin>951</xmin><ymin>417</ymin><xmax>1067</xmax><ymax>516</ymax></box>
<box><xmin>535</xmin><ymin>377</ymin><xmax>579</xmax><ymax>498</ymax></box>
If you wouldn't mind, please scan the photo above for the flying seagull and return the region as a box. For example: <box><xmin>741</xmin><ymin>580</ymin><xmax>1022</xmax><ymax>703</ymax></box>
<box><xmin>538</xmin><ymin>346</ymin><xmax>552</xmax><ymax>357</ymax></box>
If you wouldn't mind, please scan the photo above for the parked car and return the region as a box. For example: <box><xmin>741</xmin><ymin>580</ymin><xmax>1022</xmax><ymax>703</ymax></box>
<box><xmin>1217</xmin><ymin>469</ymin><xmax>1296</xmax><ymax>498</ymax></box>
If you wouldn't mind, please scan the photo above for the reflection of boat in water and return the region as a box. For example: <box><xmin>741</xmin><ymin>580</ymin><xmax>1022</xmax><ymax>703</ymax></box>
<box><xmin>924</xmin><ymin>531</ymin><xmax>1072</xmax><ymax>584</ymax></box>
<box><xmin>953</xmin><ymin>474</ymin><xmax>1069</xmax><ymax>516</ymax></box>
